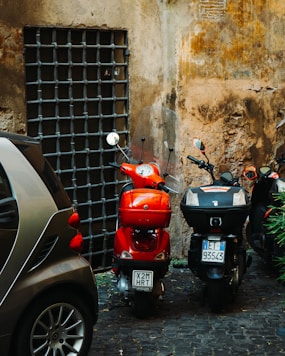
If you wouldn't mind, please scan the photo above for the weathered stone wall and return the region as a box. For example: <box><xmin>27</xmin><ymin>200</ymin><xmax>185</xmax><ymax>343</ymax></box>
<box><xmin>168</xmin><ymin>0</ymin><xmax>285</xmax><ymax>256</ymax></box>
<box><xmin>0</xmin><ymin>0</ymin><xmax>285</xmax><ymax>257</ymax></box>
<box><xmin>176</xmin><ymin>0</ymin><xmax>285</xmax><ymax>180</ymax></box>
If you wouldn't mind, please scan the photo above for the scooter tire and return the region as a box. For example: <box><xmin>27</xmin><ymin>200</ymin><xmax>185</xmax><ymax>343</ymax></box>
<box><xmin>207</xmin><ymin>279</ymin><xmax>226</xmax><ymax>312</ymax></box>
<box><xmin>133</xmin><ymin>291</ymin><xmax>155</xmax><ymax>318</ymax></box>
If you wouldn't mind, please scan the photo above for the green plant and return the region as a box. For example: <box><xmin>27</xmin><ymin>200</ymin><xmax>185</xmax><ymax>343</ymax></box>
<box><xmin>267</xmin><ymin>191</ymin><xmax>285</xmax><ymax>280</ymax></box>
<box><xmin>95</xmin><ymin>270</ymin><xmax>115</xmax><ymax>287</ymax></box>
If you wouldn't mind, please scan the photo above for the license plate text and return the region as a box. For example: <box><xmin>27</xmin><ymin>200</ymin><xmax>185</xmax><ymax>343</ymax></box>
<box><xmin>132</xmin><ymin>270</ymin><xmax>154</xmax><ymax>290</ymax></box>
<box><xmin>201</xmin><ymin>240</ymin><xmax>226</xmax><ymax>263</ymax></box>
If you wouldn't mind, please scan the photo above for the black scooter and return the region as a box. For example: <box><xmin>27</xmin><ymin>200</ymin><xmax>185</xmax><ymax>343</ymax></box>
<box><xmin>180</xmin><ymin>138</ymin><xmax>251</xmax><ymax>311</ymax></box>
<box><xmin>242</xmin><ymin>153</ymin><xmax>285</xmax><ymax>270</ymax></box>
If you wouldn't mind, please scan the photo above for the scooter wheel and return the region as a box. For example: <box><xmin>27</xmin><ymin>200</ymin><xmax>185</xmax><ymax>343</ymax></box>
<box><xmin>133</xmin><ymin>291</ymin><xmax>154</xmax><ymax>318</ymax></box>
<box><xmin>207</xmin><ymin>279</ymin><xmax>226</xmax><ymax>312</ymax></box>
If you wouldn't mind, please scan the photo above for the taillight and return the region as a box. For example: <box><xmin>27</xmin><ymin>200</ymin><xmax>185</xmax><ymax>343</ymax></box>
<box><xmin>68</xmin><ymin>211</ymin><xmax>83</xmax><ymax>252</ymax></box>
<box><xmin>68</xmin><ymin>211</ymin><xmax>80</xmax><ymax>229</ymax></box>
<box><xmin>209</xmin><ymin>228</ymin><xmax>222</xmax><ymax>233</ymax></box>
<box><xmin>132</xmin><ymin>229</ymin><xmax>157</xmax><ymax>251</ymax></box>
<box><xmin>69</xmin><ymin>233</ymin><xmax>83</xmax><ymax>253</ymax></box>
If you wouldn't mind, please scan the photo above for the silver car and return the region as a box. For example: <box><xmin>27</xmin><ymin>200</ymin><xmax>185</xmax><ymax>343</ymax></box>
<box><xmin>0</xmin><ymin>132</ymin><xmax>98</xmax><ymax>356</ymax></box>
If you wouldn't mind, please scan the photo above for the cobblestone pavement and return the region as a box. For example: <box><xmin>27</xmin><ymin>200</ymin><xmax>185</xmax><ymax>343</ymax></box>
<box><xmin>90</xmin><ymin>251</ymin><xmax>285</xmax><ymax>355</ymax></box>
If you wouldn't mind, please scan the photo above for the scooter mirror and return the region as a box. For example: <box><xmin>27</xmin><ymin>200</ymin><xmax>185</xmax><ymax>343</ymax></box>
<box><xmin>259</xmin><ymin>166</ymin><xmax>271</xmax><ymax>175</ymax></box>
<box><xmin>220</xmin><ymin>171</ymin><xmax>233</xmax><ymax>182</ymax></box>
<box><xmin>193</xmin><ymin>137</ymin><xmax>206</xmax><ymax>153</ymax></box>
<box><xmin>106</xmin><ymin>132</ymin><xmax>120</xmax><ymax>146</ymax></box>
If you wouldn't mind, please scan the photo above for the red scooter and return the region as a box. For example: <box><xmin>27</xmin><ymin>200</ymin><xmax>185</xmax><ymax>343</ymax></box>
<box><xmin>106</xmin><ymin>106</ymin><xmax>180</xmax><ymax>318</ymax></box>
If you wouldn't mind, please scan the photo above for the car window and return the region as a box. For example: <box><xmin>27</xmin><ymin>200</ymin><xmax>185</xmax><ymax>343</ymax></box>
<box><xmin>15</xmin><ymin>139</ymin><xmax>71</xmax><ymax>210</ymax></box>
<box><xmin>0</xmin><ymin>163</ymin><xmax>18</xmax><ymax>227</ymax></box>
<box><xmin>0</xmin><ymin>133</ymin><xmax>71</xmax><ymax>210</ymax></box>
<box><xmin>0</xmin><ymin>163</ymin><xmax>15</xmax><ymax>200</ymax></box>
<box><xmin>0</xmin><ymin>163</ymin><xmax>19</xmax><ymax>271</ymax></box>
<box><xmin>0</xmin><ymin>176</ymin><xmax>12</xmax><ymax>199</ymax></box>
<box><xmin>0</xmin><ymin>170</ymin><xmax>12</xmax><ymax>199</ymax></box>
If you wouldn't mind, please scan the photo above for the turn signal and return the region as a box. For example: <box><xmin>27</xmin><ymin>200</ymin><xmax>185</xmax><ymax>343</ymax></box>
<box><xmin>155</xmin><ymin>252</ymin><xmax>166</xmax><ymax>260</ymax></box>
<box><xmin>120</xmin><ymin>250</ymin><xmax>133</xmax><ymax>259</ymax></box>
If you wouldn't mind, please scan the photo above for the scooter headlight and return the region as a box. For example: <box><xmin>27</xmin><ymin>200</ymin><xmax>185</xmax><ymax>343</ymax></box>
<box><xmin>233</xmin><ymin>189</ymin><xmax>246</xmax><ymax>206</ymax></box>
<box><xmin>120</xmin><ymin>250</ymin><xmax>133</xmax><ymax>259</ymax></box>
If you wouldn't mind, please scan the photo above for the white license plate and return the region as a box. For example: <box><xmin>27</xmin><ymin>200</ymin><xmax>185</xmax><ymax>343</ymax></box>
<box><xmin>132</xmin><ymin>270</ymin><xmax>154</xmax><ymax>290</ymax></box>
<box><xmin>201</xmin><ymin>240</ymin><xmax>226</xmax><ymax>263</ymax></box>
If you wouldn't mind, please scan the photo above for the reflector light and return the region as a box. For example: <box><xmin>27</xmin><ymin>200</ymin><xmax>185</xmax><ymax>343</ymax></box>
<box><xmin>200</xmin><ymin>187</ymin><xmax>230</xmax><ymax>192</ymax></box>
<box><xmin>185</xmin><ymin>189</ymin><xmax>199</xmax><ymax>206</ymax></box>
<box><xmin>112</xmin><ymin>267</ymin><xmax>119</xmax><ymax>275</ymax></box>
<box><xmin>269</xmin><ymin>172</ymin><xmax>279</xmax><ymax>179</ymax></box>
<box><xmin>69</xmin><ymin>233</ymin><xmax>83</xmax><ymax>252</ymax></box>
<box><xmin>233</xmin><ymin>189</ymin><xmax>246</xmax><ymax>206</ymax></box>
<box><xmin>264</xmin><ymin>208</ymin><xmax>272</xmax><ymax>219</ymax></box>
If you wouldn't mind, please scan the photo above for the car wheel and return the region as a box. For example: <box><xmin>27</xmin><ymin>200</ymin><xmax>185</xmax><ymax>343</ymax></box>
<box><xmin>14</xmin><ymin>290</ymin><xmax>93</xmax><ymax>356</ymax></box>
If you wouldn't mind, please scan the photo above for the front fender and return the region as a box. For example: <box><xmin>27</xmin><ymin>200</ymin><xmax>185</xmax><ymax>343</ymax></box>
<box><xmin>206</xmin><ymin>265</ymin><xmax>225</xmax><ymax>279</ymax></box>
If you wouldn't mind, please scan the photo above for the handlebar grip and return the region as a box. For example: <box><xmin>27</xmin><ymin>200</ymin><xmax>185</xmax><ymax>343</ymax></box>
<box><xmin>109</xmin><ymin>162</ymin><xmax>121</xmax><ymax>169</ymax></box>
<box><xmin>158</xmin><ymin>182</ymin><xmax>169</xmax><ymax>193</ymax></box>
<box><xmin>187</xmin><ymin>155</ymin><xmax>202</xmax><ymax>165</ymax></box>
<box><xmin>277</xmin><ymin>158</ymin><xmax>285</xmax><ymax>165</ymax></box>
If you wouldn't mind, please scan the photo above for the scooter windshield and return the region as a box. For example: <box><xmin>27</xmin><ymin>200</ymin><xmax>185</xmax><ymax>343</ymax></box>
<box><xmin>128</xmin><ymin>105</ymin><xmax>182</xmax><ymax>193</ymax></box>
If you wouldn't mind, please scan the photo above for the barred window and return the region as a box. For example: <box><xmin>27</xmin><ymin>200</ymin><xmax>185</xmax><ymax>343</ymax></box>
<box><xmin>24</xmin><ymin>27</ymin><xmax>129</xmax><ymax>272</ymax></box>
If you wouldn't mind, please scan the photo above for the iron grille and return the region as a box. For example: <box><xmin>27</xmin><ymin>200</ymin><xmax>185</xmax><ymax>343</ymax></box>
<box><xmin>24</xmin><ymin>27</ymin><xmax>129</xmax><ymax>272</ymax></box>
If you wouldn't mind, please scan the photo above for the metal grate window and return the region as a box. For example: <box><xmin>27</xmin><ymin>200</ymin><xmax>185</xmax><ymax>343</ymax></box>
<box><xmin>24</xmin><ymin>27</ymin><xmax>129</xmax><ymax>272</ymax></box>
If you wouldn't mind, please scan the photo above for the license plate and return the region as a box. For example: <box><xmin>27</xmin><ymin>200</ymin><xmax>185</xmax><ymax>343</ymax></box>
<box><xmin>132</xmin><ymin>270</ymin><xmax>153</xmax><ymax>291</ymax></box>
<box><xmin>201</xmin><ymin>240</ymin><xmax>226</xmax><ymax>263</ymax></box>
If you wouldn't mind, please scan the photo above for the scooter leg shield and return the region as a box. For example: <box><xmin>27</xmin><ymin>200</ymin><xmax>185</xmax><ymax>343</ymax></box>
<box><xmin>249</xmin><ymin>204</ymin><xmax>267</xmax><ymax>234</ymax></box>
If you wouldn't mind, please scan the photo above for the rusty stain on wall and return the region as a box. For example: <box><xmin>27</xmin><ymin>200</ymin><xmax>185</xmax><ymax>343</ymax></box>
<box><xmin>177</xmin><ymin>0</ymin><xmax>285</xmax><ymax>199</ymax></box>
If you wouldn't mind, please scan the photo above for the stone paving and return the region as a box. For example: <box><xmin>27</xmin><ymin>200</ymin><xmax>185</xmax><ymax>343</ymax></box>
<box><xmin>90</xmin><ymin>251</ymin><xmax>285</xmax><ymax>355</ymax></box>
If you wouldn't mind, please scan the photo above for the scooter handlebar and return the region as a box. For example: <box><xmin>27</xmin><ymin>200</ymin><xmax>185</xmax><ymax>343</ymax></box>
<box><xmin>276</xmin><ymin>156</ymin><xmax>285</xmax><ymax>165</ymax></box>
<box><xmin>187</xmin><ymin>155</ymin><xmax>205</xmax><ymax>168</ymax></box>
<box><xmin>109</xmin><ymin>162</ymin><xmax>121</xmax><ymax>169</ymax></box>
<box><xmin>158</xmin><ymin>182</ymin><xmax>169</xmax><ymax>193</ymax></box>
